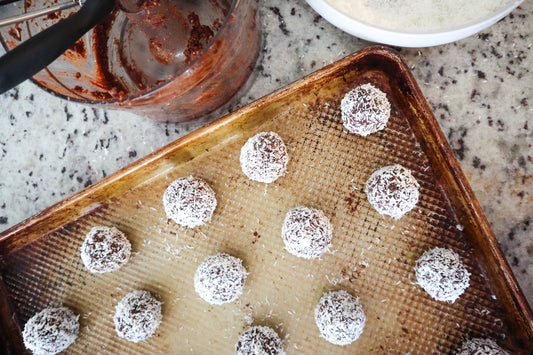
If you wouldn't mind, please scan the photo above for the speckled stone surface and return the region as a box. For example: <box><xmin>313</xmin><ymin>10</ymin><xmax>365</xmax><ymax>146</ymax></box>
<box><xmin>0</xmin><ymin>1</ymin><xmax>531</xmax><ymax>308</ymax></box>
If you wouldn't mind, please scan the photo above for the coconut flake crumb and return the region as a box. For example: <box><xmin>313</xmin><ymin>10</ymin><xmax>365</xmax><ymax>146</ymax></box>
<box><xmin>243</xmin><ymin>311</ymin><xmax>254</xmax><ymax>325</ymax></box>
<box><xmin>415</xmin><ymin>247</ymin><xmax>470</xmax><ymax>302</ymax></box>
<box><xmin>456</xmin><ymin>337</ymin><xmax>509</xmax><ymax>355</ymax></box>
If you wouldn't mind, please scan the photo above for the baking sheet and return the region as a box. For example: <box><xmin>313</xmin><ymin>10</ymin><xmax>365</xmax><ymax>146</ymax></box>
<box><xmin>0</xmin><ymin>46</ymin><xmax>531</xmax><ymax>354</ymax></box>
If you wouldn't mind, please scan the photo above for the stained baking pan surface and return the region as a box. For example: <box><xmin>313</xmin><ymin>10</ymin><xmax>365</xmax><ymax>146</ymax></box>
<box><xmin>0</xmin><ymin>46</ymin><xmax>531</xmax><ymax>354</ymax></box>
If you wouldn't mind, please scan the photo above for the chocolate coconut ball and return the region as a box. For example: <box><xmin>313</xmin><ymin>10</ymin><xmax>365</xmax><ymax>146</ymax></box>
<box><xmin>194</xmin><ymin>253</ymin><xmax>247</xmax><ymax>305</ymax></box>
<box><xmin>163</xmin><ymin>176</ymin><xmax>217</xmax><ymax>228</ymax></box>
<box><xmin>281</xmin><ymin>206</ymin><xmax>333</xmax><ymax>259</ymax></box>
<box><xmin>314</xmin><ymin>290</ymin><xmax>366</xmax><ymax>346</ymax></box>
<box><xmin>114</xmin><ymin>290</ymin><xmax>162</xmax><ymax>343</ymax></box>
<box><xmin>365</xmin><ymin>164</ymin><xmax>420</xmax><ymax>219</ymax></box>
<box><xmin>240</xmin><ymin>132</ymin><xmax>289</xmax><ymax>183</ymax></box>
<box><xmin>341</xmin><ymin>83</ymin><xmax>391</xmax><ymax>136</ymax></box>
<box><xmin>415</xmin><ymin>247</ymin><xmax>470</xmax><ymax>303</ymax></box>
<box><xmin>22</xmin><ymin>306</ymin><xmax>79</xmax><ymax>355</ymax></box>
<box><xmin>456</xmin><ymin>337</ymin><xmax>509</xmax><ymax>355</ymax></box>
<box><xmin>80</xmin><ymin>226</ymin><xmax>131</xmax><ymax>273</ymax></box>
<box><xmin>235</xmin><ymin>325</ymin><xmax>284</xmax><ymax>355</ymax></box>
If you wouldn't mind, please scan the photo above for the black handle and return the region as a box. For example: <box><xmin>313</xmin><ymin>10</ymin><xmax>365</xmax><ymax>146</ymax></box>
<box><xmin>0</xmin><ymin>0</ymin><xmax>115</xmax><ymax>94</ymax></box>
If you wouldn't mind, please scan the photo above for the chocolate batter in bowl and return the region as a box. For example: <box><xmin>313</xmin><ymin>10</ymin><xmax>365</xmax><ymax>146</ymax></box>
<box><xmin>0</xmin><ymin>0</ymin><xmax>260</xmax><ymax>122</ymax></box>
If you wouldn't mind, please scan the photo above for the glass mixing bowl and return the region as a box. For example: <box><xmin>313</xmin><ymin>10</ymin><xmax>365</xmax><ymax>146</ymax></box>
<box><xmin>0</xmin><ymin>0</ymin><xmax>260</xmax><ymax>122</ymax></box>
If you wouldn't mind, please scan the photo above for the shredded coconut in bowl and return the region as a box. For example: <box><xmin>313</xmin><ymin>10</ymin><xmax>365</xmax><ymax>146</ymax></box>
<box><xmin>341</xmin><ymin>83</ymin><xmax>390</xmax><ymax>136</ymax></box>
<box><xmin>314</xmin><ymin>290</ymin><xmax>366</xmax><ymax>345</ymax></box>
<box><xmin>326</xmin><ymin>0</ymin><xmax>512</xmax><ymax>33</ymax></box>
<box><xmin>163</xmin><ymin>176</ymin><xmax>217</xmax><ymax>228</ymax></box>
<box><xmin>365</xmin><ymin>164</ymin><xmax>420</xmax><ymax>219</ymax></box>
<box><xmin>235</xmin><ymin>325</ymin><xmax>285</xmax><ymax>355</ymax></box>
<box><xmin>456</xmin><ymin>337</ymin><xmax>509</xmax><ymax>355</ymax></box>
<box><xmin>415</xmin><ymin>247</ymin><xmax>471</xmax><ymax>302</ymax></box>
<box><xmin>194</xmin><ymin>253</ymin><xmax>248</xmax><ymax>305</ymax></box>
<box><xmin>22</xmin><ymin>306</ymin><xmax>79</xmax><ymax>355</ymax></box>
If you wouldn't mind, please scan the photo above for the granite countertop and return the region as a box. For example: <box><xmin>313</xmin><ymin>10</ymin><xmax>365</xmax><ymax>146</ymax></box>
<box><xmin>0</xmin><ymin>0</ymin><xmax>531</xmax><ymax>312</ymax></box>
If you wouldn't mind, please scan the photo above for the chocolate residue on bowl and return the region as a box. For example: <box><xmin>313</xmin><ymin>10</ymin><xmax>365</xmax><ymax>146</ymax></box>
<box><xmin>90</xmin><ymin>3</ymin><xmax>217</xmax><ymax>101</ymax></box>
<box><xmin>184</xmin><ymin>12</ymin><xmax>214</xmax><ymax>63</ymax></box>
<box><xmin>69</xmin><ymin>40</ymin><xmax>86</xmax><ymax>57</ymax></box>
<box><xmin>92</xmin><ymin>10</ymin><xmax>127</xmax><ymax>100</ymax></box>
<box><xmin>7</xmin><ymin>24</ymin><xmax>22</xmax><ymax>42</ymax></box>
<box><xmin>1</xmin><ymin>0</ymin><xmax>258</xmax><ymax>121</ymax></box>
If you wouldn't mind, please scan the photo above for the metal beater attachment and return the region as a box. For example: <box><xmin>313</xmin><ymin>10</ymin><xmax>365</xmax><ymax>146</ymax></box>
<box><xmin>0</xmin><ymin>0</ymin><xmax>83</xmax><ymax>27</ymax></box>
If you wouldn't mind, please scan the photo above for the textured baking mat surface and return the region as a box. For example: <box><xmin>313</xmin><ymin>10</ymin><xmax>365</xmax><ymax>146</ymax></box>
<box><xmin>1</xmin><ymin>71</ymin><xmax>509</xmax><ymax>354</ymax></box>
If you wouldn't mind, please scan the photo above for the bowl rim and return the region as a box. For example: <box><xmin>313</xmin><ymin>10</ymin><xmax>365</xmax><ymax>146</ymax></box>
<box><xmin>305</xmin><ymin>0</ymin><xmax>523</xmax><ymax>47</ymax></box>
<box><xmin>1</xmin><ymin>0</ymin><xmax>241</xmax><ymax>106</ymax></box>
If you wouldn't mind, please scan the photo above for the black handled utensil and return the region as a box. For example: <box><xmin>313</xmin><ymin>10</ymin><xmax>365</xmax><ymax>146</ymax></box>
<box><xmin>0</xmin><ymin>0</ymin><xmax>115</xmax><ymax>94</ymax></box>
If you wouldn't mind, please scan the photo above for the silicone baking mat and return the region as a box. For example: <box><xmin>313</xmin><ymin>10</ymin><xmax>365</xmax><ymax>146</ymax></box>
<box><xmin>0</xmin><ymin>46</ymin><xmax>531</xmax><ymax>354</ymax></box>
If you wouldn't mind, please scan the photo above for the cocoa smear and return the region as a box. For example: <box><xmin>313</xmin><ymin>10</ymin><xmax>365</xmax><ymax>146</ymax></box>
<box><xmin>117</xmin><ymin>39</ymin><xmax>148</xmax><ymax>91</ymax></box>
<box><xmin>8</xmin><ymin>24</ymin><xmax>22</xmax><ymax>42</ymax></box>
<box><xmin>149</xmin><ymin>37</ymin><xmax>174</xmax><ymax>65</ymax></box>
<box><xmin>91</xmin><ymin>10</ymin><xmax>127</xmax><ymax>101</ymax></box>
<box><xmin>69</xmin><ymin>39</ymin><xmax>86</xmax><ymax>57</ymax></box>
<box><xmin>45</xmin><ymin>12</ymin><xmax>60</xmax><ymax>21</ymax></box>
<box><xmin>213</xmin><ymin>18</ymin><xmax>223</xmax><ymax>32</ymax></box>
<box><xmin>141</xmin><ymin>0</ymin><xmax>161</xmax><ymax>9</ymax></box>
<box><xmin>68</xmin><ymin>2</ymin><xmax>224</xmax><ymax>103</ymax></box>
<box><xmin>208</xmin><ymin>0</ymin><xmax>230</xmax><ymax>17</ymax></box>
<box><xmin>117</xmin><ymin>6</ymin><xmax>215</xmax><ymax>92</ymax></box>
<box><xmin>141</xmin><ymin>0</ymin><xmax>187</xmax><ymax>65</ymax></box>
<box><xmin>184</xmin><ymin>12</ymin><xmax>214</xmax><ymax>63</ymax></box>
<box><xmin>117</xmin><ymin>0</ymin><xmax>187</xmax><ymax>94</ymax></box>
<box><xmin>146</xmin><ymin>14</ymin><xmax>166</xmax><ymax>28</ymax></box>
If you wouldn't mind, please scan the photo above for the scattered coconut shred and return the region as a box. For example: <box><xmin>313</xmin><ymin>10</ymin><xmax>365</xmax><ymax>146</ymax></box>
<box><xmin>326</xmin><ymin>0</ymin><xmax>511</xmax><ymax>32</ymax></box>
<box><xmin>456</xmin><ymin>337</ymin><xmax>509</xmax><ymax>355</ymax></box>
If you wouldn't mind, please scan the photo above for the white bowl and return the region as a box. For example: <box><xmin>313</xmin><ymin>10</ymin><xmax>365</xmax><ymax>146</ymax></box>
<box><xmin>305</xmin><ymin>0</ymin><xmax>523</xmax><ymax>47</ymax></box>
